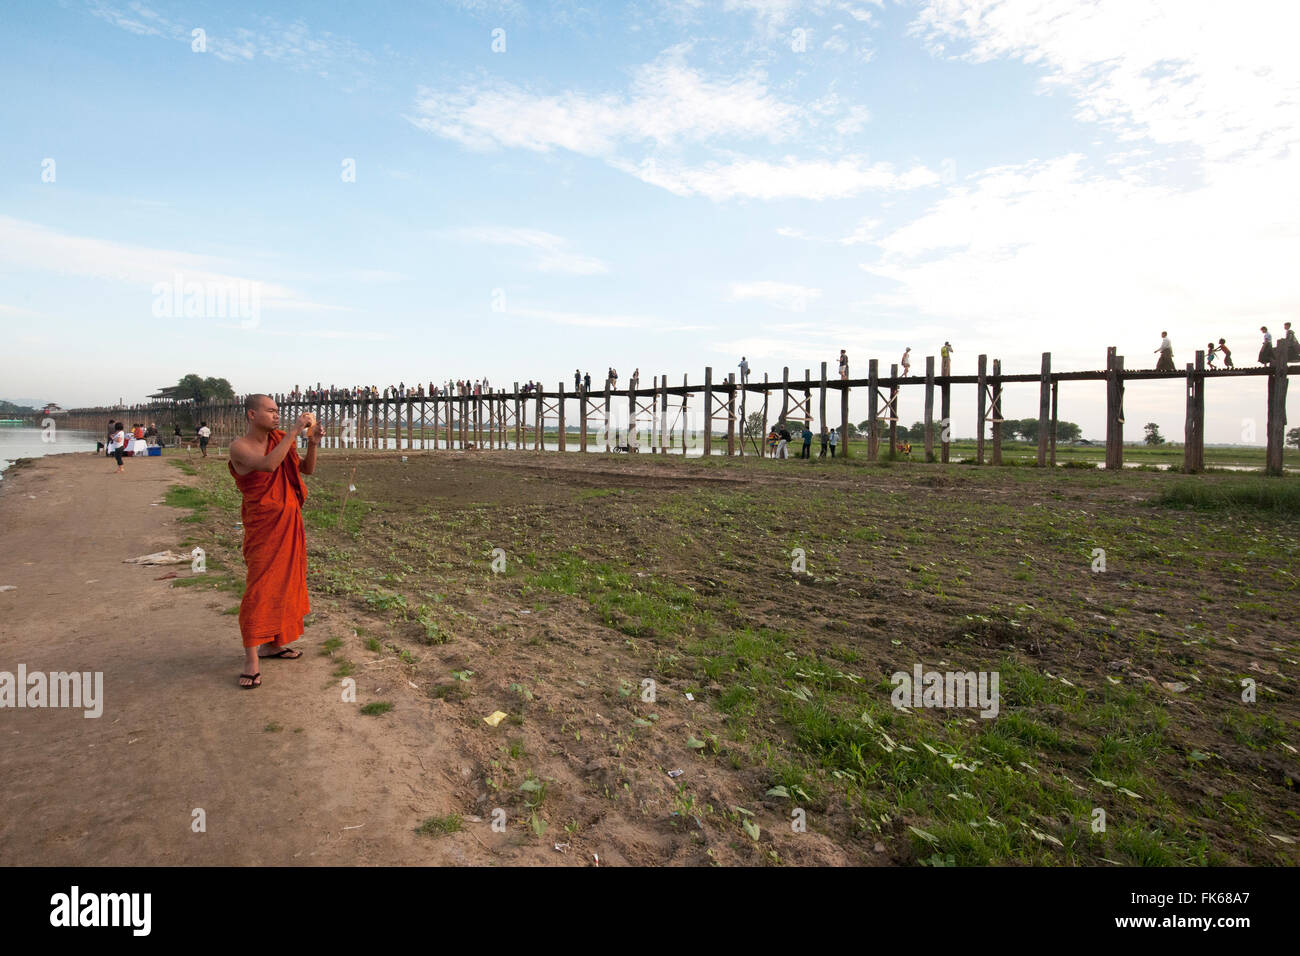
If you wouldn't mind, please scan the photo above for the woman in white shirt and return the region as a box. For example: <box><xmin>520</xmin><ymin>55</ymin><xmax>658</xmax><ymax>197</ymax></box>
<box><xmin>111</xmin><ymin>422</ymin><xmax>126</xmax><ymax>473</ymax></box>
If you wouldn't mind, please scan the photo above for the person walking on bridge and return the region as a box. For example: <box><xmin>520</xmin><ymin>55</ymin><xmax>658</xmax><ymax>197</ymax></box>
<box><xmin>1258</xmin><ymin>327</ymin><xmax>1274</xmax><ymax>365</ymax></box>
<box><xmin>1154</xmin><ymin>332</ymin><xmax>1176</xmax><ymax>372</ymax></box>
<box><xmin>1217</xmin><ymin>338</ymin><xmax>1234</xmax><ymax>368</ymax></box>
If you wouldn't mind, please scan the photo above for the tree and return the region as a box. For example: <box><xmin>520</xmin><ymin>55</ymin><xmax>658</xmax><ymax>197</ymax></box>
<box><xmin>908</xmin><ymin>421</ymin><xmax>926</xmax><ymax>442</ymax></box>
<box><xmin>998</xmin><ymin>419</ymin><xmax>1020</xmax><ymax>441</ymax></box>
<box><xmin>1017</xmin><ymin>418</ymin><xmax>1040</xmax><ymax>443</ymax></box>
<box><xmin>1143</xmin><ymin>422</ymin><xmax>1165</xmax><ymax>446</ymax></box>
<box><xmin>202</xmin><ymin>376</ymin><xmax>235</xmax><ymax>401</ymax></box>
<box><xmin>1055</xmin><ymin>420</ymin><xmax>1082</xmax><ymax>442</ymax></box>
<box><xmin>163</xmin><ymin>374</ymin><xmax>234</xmax><ymax>403</ymax></box>
<box><xmin>744</xmin><ymin>411</ymin><xmax>766</xmax><ymax>441</ymax></box>
<box><xmin>1287</xmin><ymin>426</ymin><xmax>1300</xmax><ymax>450</ymax></box>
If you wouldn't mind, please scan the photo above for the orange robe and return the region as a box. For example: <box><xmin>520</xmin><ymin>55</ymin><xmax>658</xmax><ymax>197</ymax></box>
<box><xmin>228</xmin><ymin>430</ymin><xmax>310</xmax><ymax>649</ymax></box>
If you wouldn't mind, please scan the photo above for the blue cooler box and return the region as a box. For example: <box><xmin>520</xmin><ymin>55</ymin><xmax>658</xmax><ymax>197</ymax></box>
<box><xmin>147</xmin><ymin>447</ymin><xmax>162</xmax><ymax>456</ymax></box>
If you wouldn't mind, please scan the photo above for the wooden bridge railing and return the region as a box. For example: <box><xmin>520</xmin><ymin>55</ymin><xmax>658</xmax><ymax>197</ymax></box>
<box><xmin>57</xmin><ymin>347</ymin><xmax>1297</xmax><ymax>474</ymax></box>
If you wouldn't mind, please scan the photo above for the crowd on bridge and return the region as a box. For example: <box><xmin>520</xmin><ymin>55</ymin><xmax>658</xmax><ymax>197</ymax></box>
<box><xmin>1154</xmin><ymin>323</ymin><xmax>1297</xmax><ymax>371</ymax></box>
<box><xmin>264</xmin><ymin>325</ymin><xmax>1295</xmax><ymax>416</ymax></box>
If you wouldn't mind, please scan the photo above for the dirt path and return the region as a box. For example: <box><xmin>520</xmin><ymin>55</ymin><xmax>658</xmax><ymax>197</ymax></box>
<box><xmin>0</xmin><ymin>453</ymin><xmax>532</xmax><ymax>865</ymax></box>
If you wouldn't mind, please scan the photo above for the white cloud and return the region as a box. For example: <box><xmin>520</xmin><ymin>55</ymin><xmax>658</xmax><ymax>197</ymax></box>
<box><xmin>508</xmin><ymin>306</ymin><xmax>708</xmax><ymax>331</ymax></box>
<box><xmin>445</xmin><ymin>227</ymin><xmax>609</xmax><ymax>275</ymax></box>
<box><xmin>727</xmin><ymin>281</ymin><xmax>822</xmax><ymax>312</ymax></box>
<box><xmin>87</xmin><ymin>1</ymin><xmax>168</xmax><ymax>37</ymax></box>
<box><xmin>408</xmin><ymin>45</ymin><xmax>898</xmax><ymax>201</ymax></box>
<box><xmin>409</xmin><ymin>47</ymin><xmax>800</xmax><ymax>155</ymax></box>
<box><xmin>864</xmin><ymin>0</ymin><xmax>1300</xmax><ymax>375</ymax></box>
<box><xmin>86</xmin><ymin>2</ymin><xmax>374</xmax><ymax>73</ymax></box>
<box><xmin>219</xmin><ymin>325</ymin><xmax>392</xmax><ymax>340</ymax></box>
<box><xmin>0</xmin><ymin>304</ymin><xmax>46</xmax><ymax>318</ymax></box>
<box><xmin>614</xmin><ymin>154</ymin><xmax>939</xmax><ymax>200</ymax></box>
<box><xmin>823</xmin><ymin>33</ymin><xmax>849</xmax><ymax>54</ymax></box>
<box><xmin>343</xmin><ymin>269</ymin><xmax>410</xmax><ymax>283</ymax></box>
<box><xmin>777</xmin><ymin>217</ymin><xmax>881</xmax><ymax>244</ymax></box>
<box><xmin>911</xmin><ymin>0</ymin><xmax>1300</xmax><ymax>165</ymax></box>
<box><xmin>0</xmin><ymin>215</ymin><xmax>343</xmax><ymax>314</ymax></box>
<box><xmin>860</xmin><ymin>154</ymin><xmax>1300</xmax><ymax>359</ymax></box>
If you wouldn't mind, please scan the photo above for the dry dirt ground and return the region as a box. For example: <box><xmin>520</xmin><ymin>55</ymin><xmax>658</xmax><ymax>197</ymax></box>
<box><xmin>0</xmin><ymin>453</ymin><xmax>516</xmax><ymax>865</ymax></box>
<box><xmin>1</xmin><ymin>448</ymin><xmax>1296</xmax><ymax>866</ymax></box>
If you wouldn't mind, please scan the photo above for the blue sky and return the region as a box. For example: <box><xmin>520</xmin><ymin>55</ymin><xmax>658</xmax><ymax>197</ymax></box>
<box><xmin>1</xmin><ymin>0</ymin><xmax>1297</xmax><ymax>442</ymax></box>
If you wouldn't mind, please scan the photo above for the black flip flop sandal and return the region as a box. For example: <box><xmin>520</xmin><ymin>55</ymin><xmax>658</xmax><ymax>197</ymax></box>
<box><xmin>239</xmin><ymin>671</ymin><xmax>262</xmax><ymax>689</ymax></box>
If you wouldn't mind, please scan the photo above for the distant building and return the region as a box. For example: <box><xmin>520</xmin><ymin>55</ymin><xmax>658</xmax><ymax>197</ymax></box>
<box><xmin>41</xmin><ymin>403</ymin><xmax>66</xmax><ymax>416</ymax></box>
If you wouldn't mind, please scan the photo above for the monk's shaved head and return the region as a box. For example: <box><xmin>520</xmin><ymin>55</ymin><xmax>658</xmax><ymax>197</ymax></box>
<box><xmin>245</xmin><ymin>393</ymin><xmax>273</xmax><ymax>420</ymax></box>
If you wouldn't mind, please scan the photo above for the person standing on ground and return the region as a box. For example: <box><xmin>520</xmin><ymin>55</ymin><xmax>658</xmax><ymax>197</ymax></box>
<box><xmin>818</xmin><ymin>428</ymin><xmax>829</xmax><ymax>458</ymax></box>
<box><xmin>1154</xmin><ymin>331</ymin><xmax>1175</xmax><ymax>371</ymax></box>
<box><xmin>901</xmin><ymin>348</ymin><xmax>912</xmax><ymax>377</ymax></box>
<box><xmin>106</xmin><ymin>418</ymin><xmax>116</xmax><ymax>457</ymax></box>
<box><xmin>110</xmin><ymin>422</ymin><xmax>126</xmax><ymax>473</ymax></box>
<box><xmin>828</xmin><ymin>427</ymin><xmax>839</xmax><ymax>458</ymax></box>
<box><xmin>777</xmin><ymin>424</ymin><xmax>791</xmax><ymax>459</ymax></box>
<box><xmin>800</xmin><ymin>424</ymin><xmax>813</xmax><ymax>459</ymax></box>
<box><xmin>1218</xmin><ymin>338</ymin><xmax>1234</xmax><ymax>368</ymax></box>
<box><xmin>228</xmin><ymin>394</ymin><xmax>322</xmax><ymax>690</ymax></box>
<box><xmin>1259</xmin><ymin>327</ymin><xmax>1274</xmax><ymax>364</ymax></box>
<box><xmin>838</xmin><ymin>349</ymin><xmax>849</xmax><ymax>380</ymax></box>
<box><xmin>739</xmin><ymin>357</ymin><xmax>750</xmax><ymax>384</ymax></box>
<box><xmin>767</xmin><ymin>425</ymin><xmax>778</xmax><ymax>457</ymax></box>
<box><xmin>197</xmin><ymin>421</ymin><xmax>212</xmax><ymax>458</ymax></box>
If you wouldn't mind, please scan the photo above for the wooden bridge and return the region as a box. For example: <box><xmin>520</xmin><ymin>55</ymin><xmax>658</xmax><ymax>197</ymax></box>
<box><xmin>59</xmin><ymin>347</ymin><xmax>1297</xmax><ymax>475</ymax></box>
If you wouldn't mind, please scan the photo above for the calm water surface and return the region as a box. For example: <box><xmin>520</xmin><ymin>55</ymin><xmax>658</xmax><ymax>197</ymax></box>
<box><xmin>0</xmin><ymin>425</ymin><xmax>104</xmax><ymax>478</ymax></box>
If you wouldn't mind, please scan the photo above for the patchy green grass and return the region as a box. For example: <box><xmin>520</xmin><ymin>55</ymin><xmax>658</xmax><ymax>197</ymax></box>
<box><xmin>159</xmin><ymin>448</ymin><xmax>1299</xmax><ymax>866</ymax></box>
<box><xmin>1154</xmin><ymin>478</ymin><xmax>1300</xmax><ymax>513</ymax></box>
<box><xmin>416</xmin><ymin>813</ymin><xmax>462</xmax><ymax>835</ymax></box>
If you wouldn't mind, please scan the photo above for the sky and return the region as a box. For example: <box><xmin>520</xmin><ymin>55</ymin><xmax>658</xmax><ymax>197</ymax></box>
<box><xmin>1</xmin><ymin>0</ymin><xmax>1297</xmax><ymax>442</ymax></box>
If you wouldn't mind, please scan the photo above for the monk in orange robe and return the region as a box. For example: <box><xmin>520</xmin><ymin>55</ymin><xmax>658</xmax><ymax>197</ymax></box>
<box><xmin>228</xmin><ymin>394</ymin><xmax>322</xmax><ymax>688</ymax></box>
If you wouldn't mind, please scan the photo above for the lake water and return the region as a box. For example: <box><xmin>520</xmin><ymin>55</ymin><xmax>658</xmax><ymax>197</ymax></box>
<box><xmin>0</xmin><ymin>425</ymin><xmax>105</xmax><ymax>478</ymax></box>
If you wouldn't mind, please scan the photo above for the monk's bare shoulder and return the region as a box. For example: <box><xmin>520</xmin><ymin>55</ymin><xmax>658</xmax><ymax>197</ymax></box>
<box><xmin>229</xmin><ymin>435</ymin><xmax>259</xmax><ymax>475</ymax></box>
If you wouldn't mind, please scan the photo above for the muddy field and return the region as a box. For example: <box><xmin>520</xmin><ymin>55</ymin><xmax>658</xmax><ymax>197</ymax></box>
<box><xmin>171</xmin><ymin>448</ymin><xmax>1299</xmax><ymax>866</ymax></box>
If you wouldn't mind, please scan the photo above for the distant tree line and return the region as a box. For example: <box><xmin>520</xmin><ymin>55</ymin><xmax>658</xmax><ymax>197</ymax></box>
<box><xmin>851</xmin><ymin>418</ymin><xmax>1083</xmax><ymax>443</ymax></box>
